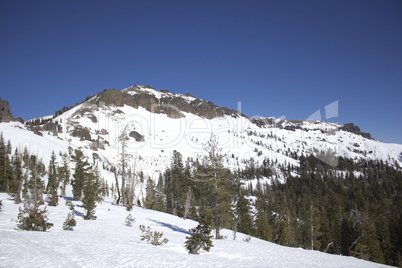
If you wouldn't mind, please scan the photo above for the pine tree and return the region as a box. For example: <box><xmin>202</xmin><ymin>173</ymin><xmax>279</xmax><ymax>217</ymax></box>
<box><xmin>144</xmin><ymin>178</ymin><xmax>157</xmax><ymax>209</ymax></box>
<box><xmin>71</xmin><ymin>149</ymin><xmax>91</xmax><ymax>200</ymax></box>
<box><xmin>0</xmin><ymin>133</ymin><xmax>12</xmax><ymax>193</ymax></box>
<box><xmin>58</xmin><ymin>152</ymin><xmax>70</xmax><ymax>196</ymax></box>
<box><xmin>12</xmin><ymin>148</ymin><xmax>24</xmax><ymax>204</ymax></box>
<box><xmin>193</xmin><ymin>135</ymin><xmax>234</xmax><ymax>239</ymax></box>
<box><xmin>185</xmin><ymin>209</ymin><xmax>214</xmax><ymax>254</ymax></box>
<box><xmin>82</xmin><ymin>167</ymin><xmax>100</xmax><ymax>220</ymax></box>
<box><xmin>164</xmin><ymin>150</ymin><xmax>186</xmax><ymax>216</ymax></box>
<box><xmin>235</xmin><ymin>192</ymin><xmax>254</xmax><ymax>235</ymax></box>
<box><xmin>46</xmin><ymin>151</ymin><xmax>59</xmax><ymax>206</ymax></box>
<box><xmin>254</xmin><ymin>183</ymin><xmax>273</xmax><ymax>241</ymax></box>
<box><xmin>154</xmin><ymin>173</ymin><xmax>166</xmax><ymax>212</ymax></box>
<box><xmin>63</xmin><ymin>211</ymin><xmax>76</xmax><ymax>230</ymax></box>
<box><xmin>17</xmin><ymin>201</ymin><xmax>53</xmax><ymax>231</ymax></box>
<box><xmin>27</xmin><ymin>155</ymin><xmax>45</xmax><ymax>205</ymax></box>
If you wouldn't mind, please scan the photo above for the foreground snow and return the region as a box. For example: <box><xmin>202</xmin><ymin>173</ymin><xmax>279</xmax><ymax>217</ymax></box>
<box><xmin>0</xmin><ymin>193</ymin><xmax>390</xmax><ymax>268</ymax></box>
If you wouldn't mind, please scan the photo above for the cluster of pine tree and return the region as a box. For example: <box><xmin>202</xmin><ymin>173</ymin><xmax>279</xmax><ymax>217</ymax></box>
<box><xmin>143</xmin><ymin>135</ymin><xmax>402</xmax><ymax>266</ymax></box>
<box><xmin>249</xmin><ymin>155</ymin><xmax>402</xmax><ymax>266</ymax></box>
<box><xmin>144</xmin><ymin>136</ymin><xmax>253</xmax><ymax>240</ymax></box>
<box><xmin>0</xmin><ymin>133</ymin><xmax>108</xmax><ymax>227</ymax></box>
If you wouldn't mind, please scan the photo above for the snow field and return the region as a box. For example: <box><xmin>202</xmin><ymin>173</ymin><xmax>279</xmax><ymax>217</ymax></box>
<box><xmin>0</xmin><ymin>193</ymin><xmax>391</xmax><ymax>268</ymax></box>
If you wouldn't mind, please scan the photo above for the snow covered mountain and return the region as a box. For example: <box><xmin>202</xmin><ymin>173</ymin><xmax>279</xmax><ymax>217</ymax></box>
<box><xmin>1</xmin><ymin>85</ymin><xmax>401</xmax><ymax>193</ymax></box>
<box><xmin>1</xmin><ymin>85</ymin><xmax>401</xmax><ymax>186</ymax></box>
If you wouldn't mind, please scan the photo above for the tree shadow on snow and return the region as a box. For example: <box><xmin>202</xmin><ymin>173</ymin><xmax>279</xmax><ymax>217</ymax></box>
<box><xmin>74</xmin><ymin>209</ymin><xmax>84</xmax><ymax>217</ymax></box>
<box><xmin>148</xmin><ymin>219</ymin><xmax>191</xmax><ymax>235</ymax></box>
<box><xmin>62</xmin><ymin>196</ymin><xmax>75</xmax><ymax>201</ymax></box>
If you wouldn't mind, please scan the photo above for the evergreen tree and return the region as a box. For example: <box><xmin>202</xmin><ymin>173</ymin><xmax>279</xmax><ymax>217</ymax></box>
<box><xmin>234</xmin><ymin>192</ymin><xmax>254</xmax><ymax>235</ymax></box>
<box><xmin>63</xmin><ymin>211</ymin><xmax>76</xmax><ymax>230</ymax></box>
<box><xmin>58</xmin><ymin>152</ymin><xmax>70</xmax><ymax>196</ymax></box>
<box><xmin>11</xmin><ymin>148</ymin><xmax>24</xmax><ymax>204</ymax></box>
<box><xmin>0</xmin><ymin>133</ymin><xmax>12</xmax><ymax>192</ymax></box>
<box><xmin>27</xmin><ymin>155</ymin><xmax>46</xmax><ymax>205</ymax></box>
<box><xmin>195</xmin><ymin>135</ymin><xmax>234</xmax><ymax>239</ymax></box>
<box><xmin>155</xmin><ymin>173</ymin><xmax>167</xmax><ymax>212</ymax></box>
<box><xmin>340</xmin><ymin>217</ymin><xmax>356</xmax><ymax>256</ymax></box>
<box><xmin>71</xmin><ymin>149</ymin><xmax>91</xmax><ymax>200</ymax></box>
<box><xmin>17</xmin><ymin>201</ymin><xmax>53</xmax><ymax>231</ymax></box>
<box><xmin>82</xmin><ymin>167</ymin><xmax>100</xmax><ymax>220</ymax></box>
<box><xmin>46</xmin><ymin>151</ymin><xmax>59</xmax><ymax>206</ymax></box>
<box><xmin>164</xmin><ymin>150</ymin><xmax>186</xmax><ymax>216</ymax></box>
<box><xmin>254</xmin><ymin>182</ymin><xmax>273</xmax><ymax>241</ymax></box>
<box><xmin>144</xmin><ymin>178</ymin><xmax>157</xmax><ymax>209</ymax></box>
<box><xmin>185</xmin><ymin>209</ymin><xmax>214</xmax><ymax>254</ymax></box>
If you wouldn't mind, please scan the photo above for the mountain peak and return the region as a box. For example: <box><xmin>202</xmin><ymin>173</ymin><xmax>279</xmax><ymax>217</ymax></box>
<box><xmin>91</xmin><ymin>85</ymin><xmax>242</xmax><ymax>119</ymax></box>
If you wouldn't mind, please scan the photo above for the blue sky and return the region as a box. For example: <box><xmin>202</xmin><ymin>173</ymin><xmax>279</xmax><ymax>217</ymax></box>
<box><xmin>1</xmin><ymin>0</ymin><xmax>401</xmax><ymax>144</ymax></box>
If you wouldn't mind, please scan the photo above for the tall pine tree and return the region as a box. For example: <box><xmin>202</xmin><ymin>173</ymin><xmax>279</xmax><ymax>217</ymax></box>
<box><xmin>46</xmin><ymin>151</ymin><xmax>59</xmax><ymax>206</ymax></box>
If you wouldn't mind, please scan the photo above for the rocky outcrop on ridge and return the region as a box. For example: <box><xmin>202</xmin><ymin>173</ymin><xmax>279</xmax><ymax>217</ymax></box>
<box><xmin>0</xmin><ymin>98</ymin><xmax>23</xmax><ymax>123</ymax></box>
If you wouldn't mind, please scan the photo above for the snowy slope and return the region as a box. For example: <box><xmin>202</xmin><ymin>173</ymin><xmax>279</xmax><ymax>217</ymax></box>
<box><xmin>0</xmin><ymin>193</ymin><xmax>391</xmax><ymax>268</ymax></box>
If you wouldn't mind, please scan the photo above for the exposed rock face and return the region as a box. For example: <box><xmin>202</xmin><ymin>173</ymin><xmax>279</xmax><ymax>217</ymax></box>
<box><xmin>129</xmin><ymin>131</ymin><xmax>145</xmax><ymax>142</ymax></box>
<box><xmin>71</xmin><ymin>127</ymin><xmax>92</xmax><ymax>141</ymax></box>
<box><xmin>90</xmin><ymin>86</ymin><xmax>242</xmax><ymax>119</ymax></box>
<box><xmin>340</xmin><ymin>123</ymin><xmax>371</xmax><ymax>139</ymax></box>
<box><xmin>0</xmin><ymin>98</ymin><xmax>23</xmax><ymax>123</ymax></box>
<box><xmin>251</xmin><ymin>117</ymin><xmax>372</xmax><ymax>140</ymax></box>
<box><xmin>250</xmin><ymin>117</ymin><xmax>275</xmax><ymax>127</ymax></box>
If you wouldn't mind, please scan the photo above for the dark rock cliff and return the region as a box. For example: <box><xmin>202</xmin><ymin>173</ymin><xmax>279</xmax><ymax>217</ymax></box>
<box><xmin>0</xmin><ymin>98</ymin><xmax>23</xmax><ymax>123</ymax></box>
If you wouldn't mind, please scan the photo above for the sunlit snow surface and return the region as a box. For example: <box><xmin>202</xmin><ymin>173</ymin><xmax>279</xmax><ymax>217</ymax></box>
<box><xmin>0</xmin><ymin>193</ymin><xmax>391</xmax><ymax>268</ymax></box>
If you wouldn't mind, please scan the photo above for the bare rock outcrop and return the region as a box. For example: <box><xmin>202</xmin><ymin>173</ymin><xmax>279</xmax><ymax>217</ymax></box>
<box><xmin>0</xmin><ymin>98</ymin><xmax>23</xmax><ymax>123</ymax></box>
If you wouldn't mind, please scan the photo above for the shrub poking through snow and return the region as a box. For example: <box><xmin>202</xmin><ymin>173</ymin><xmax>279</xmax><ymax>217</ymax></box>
<box><xmin>139</xmin><ymin>225</ymin><xmax>169</xmax><ymax>245</ymax></box>
<box><xmin>17</xmin><ymin>202</ymin><xmax>53</xmax><ymax>231</ymax></box>
<box><xmin>66</xmin><ymin>199</ymin><xmax>75</xmax><ymax>210</ymax></box>
<box><xmin>125</xmin><ymin>213</ymin><xmax>135</xmax><ymax>227</ymax></box>
<box><xmin>243</xmin><ymin>235</ymin><xmax>252</xmax><ymax>242</ymax></box>
<box><xmin>63</xmin><ymin>211</ymin><xmax>77</xmax><ymax>231</ymax></box>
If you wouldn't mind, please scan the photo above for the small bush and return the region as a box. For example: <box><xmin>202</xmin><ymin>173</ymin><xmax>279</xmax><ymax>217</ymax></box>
<box><xmin>63</xmin><ymin>211</ymin><xmax>77</xmax><ymax>231</ymax></box>
<box><xmin>0</xmin><ymin>200</ymin><xmax>3</xmax><ymax>212</ymax></box>
<box><xmin>125</xmin><ymin>214</ymin><xmax>136</xmax><ymax>227</ymax></box>
<box><xmin>17</xmin><ymin>202</ymin><xmax>53</xmax><ymax>231</ymax></box>
<box><xmin>139</xmin><ymin>225</ymin><xmax>168</xmax><ymax>245</ymax></box>
<box><xmin>65</xmin><ymin>200</ymin><xmax>75</xmax><ymax>210</ymax></box>
<box><xmin>243</xmin><ymin>235</ymin><xmax>251</xmax><ymax>242</ymax></box>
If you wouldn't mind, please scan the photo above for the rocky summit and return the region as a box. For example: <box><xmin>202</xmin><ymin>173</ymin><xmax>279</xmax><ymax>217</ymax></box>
<box><xmin>0</xmin><ymin>97</ymin><xmax>23</xmax><ymax>124</ymax></box>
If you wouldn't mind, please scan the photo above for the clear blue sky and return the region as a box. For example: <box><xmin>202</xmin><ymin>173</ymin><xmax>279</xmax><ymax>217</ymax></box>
<box><xmin>1</xmin><ymin>0</ymin><xmax>401</xmax><ymax>144</ymax></box>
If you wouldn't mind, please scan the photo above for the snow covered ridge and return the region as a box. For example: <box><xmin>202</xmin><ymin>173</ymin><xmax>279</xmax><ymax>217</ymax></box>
<box><xmin>0</xmin><ymin>193</ymin><xmax>390</xmax><ymax>267</ymax></box>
